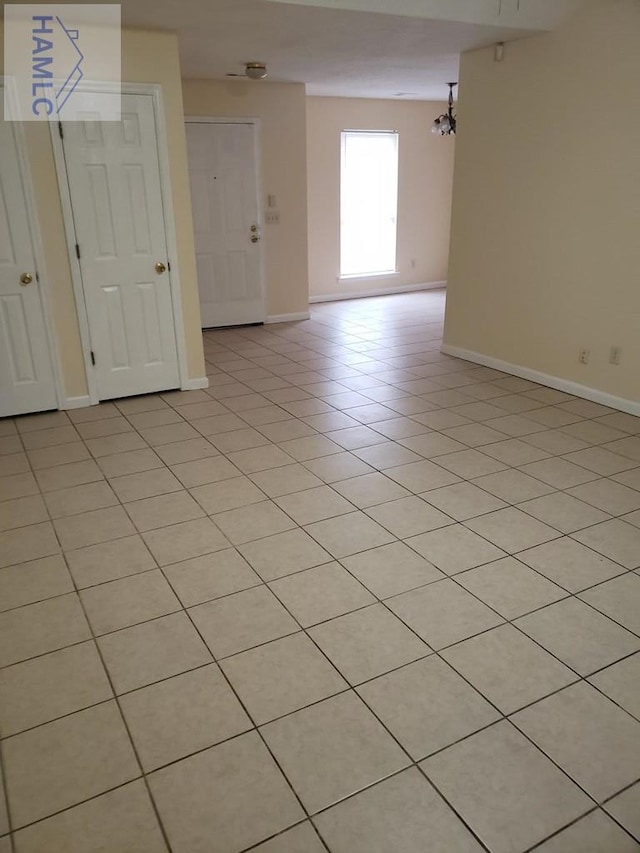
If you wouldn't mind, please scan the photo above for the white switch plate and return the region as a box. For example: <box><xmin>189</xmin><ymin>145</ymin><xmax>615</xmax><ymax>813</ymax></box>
<box><xmin>265</xmin><ymin>210</ymin><xmax>280</xmax><ymax>224</ymax></box>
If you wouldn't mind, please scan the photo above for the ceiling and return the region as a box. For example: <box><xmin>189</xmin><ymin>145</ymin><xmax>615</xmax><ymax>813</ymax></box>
<box><xmin>119</xmin><ymin>0</ymin><xmax>583</xmax><ymax>100</ymax></box>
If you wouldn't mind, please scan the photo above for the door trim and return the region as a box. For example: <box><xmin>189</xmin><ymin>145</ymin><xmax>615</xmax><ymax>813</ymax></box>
<box><xmin>1</xmin><ymin>77</ymin><xmax>65</xmax><ymax>413</ymax></box>
<box><xmin>50</xmin><ymin>82</ymin><xmax>190</xmax><ymax>404</ymax></box>
<box><xmin>184</xmin><ymin>115</ymin><xmax>267</xmax><ymax>325</ymax></box>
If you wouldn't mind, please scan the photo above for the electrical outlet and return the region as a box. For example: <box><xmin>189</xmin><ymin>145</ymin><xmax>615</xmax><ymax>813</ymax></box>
<box><xmin>265</xmin><ymin>210</ymin><xmax>280</xmax><ymax>225</ymax></box>
<box><xmin>578</xmin><ymin>348</ymin><xmax>590</xmax><ymax>365</ymax></box>
<box><xmin>609</xmin><ymin>346</ymin><xmax>622</xmax><ymax>365</ymax></box>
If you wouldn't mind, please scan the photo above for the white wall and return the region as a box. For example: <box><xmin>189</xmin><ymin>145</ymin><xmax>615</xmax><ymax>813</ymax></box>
<box><xmin>306</xmin><ymin>97</ymin><xmax>455</xmax><ymax>299</ymax></box>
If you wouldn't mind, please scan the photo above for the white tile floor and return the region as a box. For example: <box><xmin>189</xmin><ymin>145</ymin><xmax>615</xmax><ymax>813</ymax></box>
<box><xmin>1</xmin><ymin>290</ymin><xmax>640</xmax><ymax>852</ymax></box>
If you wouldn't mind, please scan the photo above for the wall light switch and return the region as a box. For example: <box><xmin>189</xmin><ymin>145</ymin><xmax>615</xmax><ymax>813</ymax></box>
<box><xmin>265</xmin><ymin>210</ymin><xmax>280</xmax><ymax>225</ymax></box>
<box><xmin>267</xmin><ymin>194</ymin><xmax>277</xmax><ymax>208</ymax></box>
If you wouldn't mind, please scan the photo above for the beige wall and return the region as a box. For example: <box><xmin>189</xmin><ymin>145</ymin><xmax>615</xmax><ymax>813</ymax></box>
<box><xmin>182</xmin><ymin>79</ymin><xmax>309</xmax><ymax>318</ymax></box>
<box><xmin>306</xmin><ymin>97</ymin><xmax>455</xmax><ymax>299</ymax></box>
<box><xmin>444</xmin><ymin>0</ymin><xmax>640</xmax><ymax>406</ymax></box>
<box><xmin>1</xmin><ymin>28</ymin><xmax>206</xmax><ymax>401</ymax></box>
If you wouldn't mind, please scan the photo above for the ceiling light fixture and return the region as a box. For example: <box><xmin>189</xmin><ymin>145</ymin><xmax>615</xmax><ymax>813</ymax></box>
<box><xmin>245</xmin><ymin>62</ymin><xmax>268</xmax><ymax>80</ymax></box>
<box><xmin>431</xmin><ymin>82</ymin><xmax>457</xmax><ymax>136</ymax></box>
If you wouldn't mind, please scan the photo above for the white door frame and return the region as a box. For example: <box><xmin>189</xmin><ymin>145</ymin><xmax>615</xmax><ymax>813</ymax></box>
<box><xmin>51</xmin><ymin>82</ymin><xmax>191</xmax><ymax>404</ymax></box>
<box><xmin>184</xmin><ymin>115</ymin><xmax>267</xmax><ymax>325</ymax></box>
<box><xmin>1</xmin><ymin>77</ymin><xmax>66</xmax><ymax>412</ymax></box>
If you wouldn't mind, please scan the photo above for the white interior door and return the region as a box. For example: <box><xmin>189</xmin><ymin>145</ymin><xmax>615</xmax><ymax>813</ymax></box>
<box><xmin>61</xmin><ymin>92</ymin><xmax>180</xmax><ymax>401</ymax></box>
<box><xmin>0</xmin><ymin>119</ymin><xmax>57</xmax><ymax>418</ymax></box>
<box><xmin>186</xmin><ymin>121</ymin><xmax>264</xmax><ymax>328</ymax></box>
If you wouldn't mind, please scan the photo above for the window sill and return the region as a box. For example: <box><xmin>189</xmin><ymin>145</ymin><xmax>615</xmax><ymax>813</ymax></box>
<box><xmin>338</xmin><ymin>271</ymin><xmax>400</xmax><ymax>282</ymax></box>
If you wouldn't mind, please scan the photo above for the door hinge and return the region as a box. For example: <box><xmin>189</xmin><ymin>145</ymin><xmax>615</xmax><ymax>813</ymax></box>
<box><xmin>90</xmin><ymin>350</ymin><xmax>96</xmax><ymax>366</ymax></box>
<box><xmin>58</xmin><ymin>121</ymin><xmax>64</xmax><ymax>140</ymax></box>
<box><xmin>75</xmin><ymin>244</ymin><xmax>81</xmax><ymax>260</ymax></box>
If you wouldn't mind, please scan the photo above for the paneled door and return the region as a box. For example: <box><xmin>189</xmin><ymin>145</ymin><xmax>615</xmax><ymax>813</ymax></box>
<box><xmin>185</xmin><ymin>121</ymin><xmax>264</xmax><ymax>328</ymax></box>
<box><xmin>61</xmin><ymin>92</ymin><xmax>180</xmax><ymax>400</ymax></box>
<box><xmin>0</xmin><ymin>118</ymin><xmax>57</xmax><ymax>418</ymax></box>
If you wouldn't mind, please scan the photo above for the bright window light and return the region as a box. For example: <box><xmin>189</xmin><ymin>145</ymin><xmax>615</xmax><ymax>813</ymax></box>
<box><xmin>340</xmin><ymin>130</ymin><xmax>399</xmax><ymax>278</ymax></box>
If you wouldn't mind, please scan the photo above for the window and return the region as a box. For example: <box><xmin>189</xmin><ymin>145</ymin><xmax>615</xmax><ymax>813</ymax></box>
<box><xmin>340</xmin><ymin>130</ymin><xmax>399</xmax><ymax>278</ymax></box>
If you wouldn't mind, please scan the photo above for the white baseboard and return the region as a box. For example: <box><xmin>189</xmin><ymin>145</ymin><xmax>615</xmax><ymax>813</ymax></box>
<box><xmin>441</xmin><ymin>344</ymin><xmax>640</xmax><ymax>417</ymax></box>
<box><xmin>60</xmin><ymin>395</ymin><xmax>92</xmax><ymax>410</ymax></box>
<box><xmin>182</xmin><ymin>376</ymin><xmax>210</xmax><ymax>391</ymax></box>
<box><xmin>265</xmin><ymin>312</ymin><xmax>311</xmax><ymax>324</ymax></box>
<box><xmin>309</xmin><ymin>281</ymin><xmax>446</xmax><ymax>304</ymax></box>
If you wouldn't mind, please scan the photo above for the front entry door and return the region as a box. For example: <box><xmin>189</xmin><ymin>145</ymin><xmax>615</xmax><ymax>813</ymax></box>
<box><xmin>61</xmin><ymin>92</ymin><xmax>180</xmax><ymax>400</ymax></box>
<box><xmin>0</xmin><ymin>118</ymin><xmax>57</xmax><ymax>418</ymax></box>
<box><xmin>185</xmin><ymin>121</ymin><xmax>264</xmax><ymax>328</ymax></box>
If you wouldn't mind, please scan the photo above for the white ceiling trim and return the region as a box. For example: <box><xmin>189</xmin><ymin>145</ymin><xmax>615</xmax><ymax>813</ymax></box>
<box><xmin>263</xmin><ymin>0</ymin><xmax>585</xmax><ymax>31</ymax></box>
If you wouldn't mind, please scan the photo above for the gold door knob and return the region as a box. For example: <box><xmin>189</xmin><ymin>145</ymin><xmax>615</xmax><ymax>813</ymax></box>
<box><xmin>155</xmin><ymin>262</ymin><xmax>166</xmax><ymax>274</ymax></box>
<box><xmin>20</xmin><ymin>272</ymin><xmax>33</xmax><ymax>286</ymax></box>
<box><xmin>250</xmin><ymin>235</ymin><xmax>260</xmax><ymax>243</ymax></box>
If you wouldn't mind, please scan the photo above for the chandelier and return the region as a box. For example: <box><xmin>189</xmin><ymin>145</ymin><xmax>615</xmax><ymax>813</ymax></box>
<box><xmin>432</xmin><ymin>82</ymin><xmax>457</xmax><ymax>136</ymax></box>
